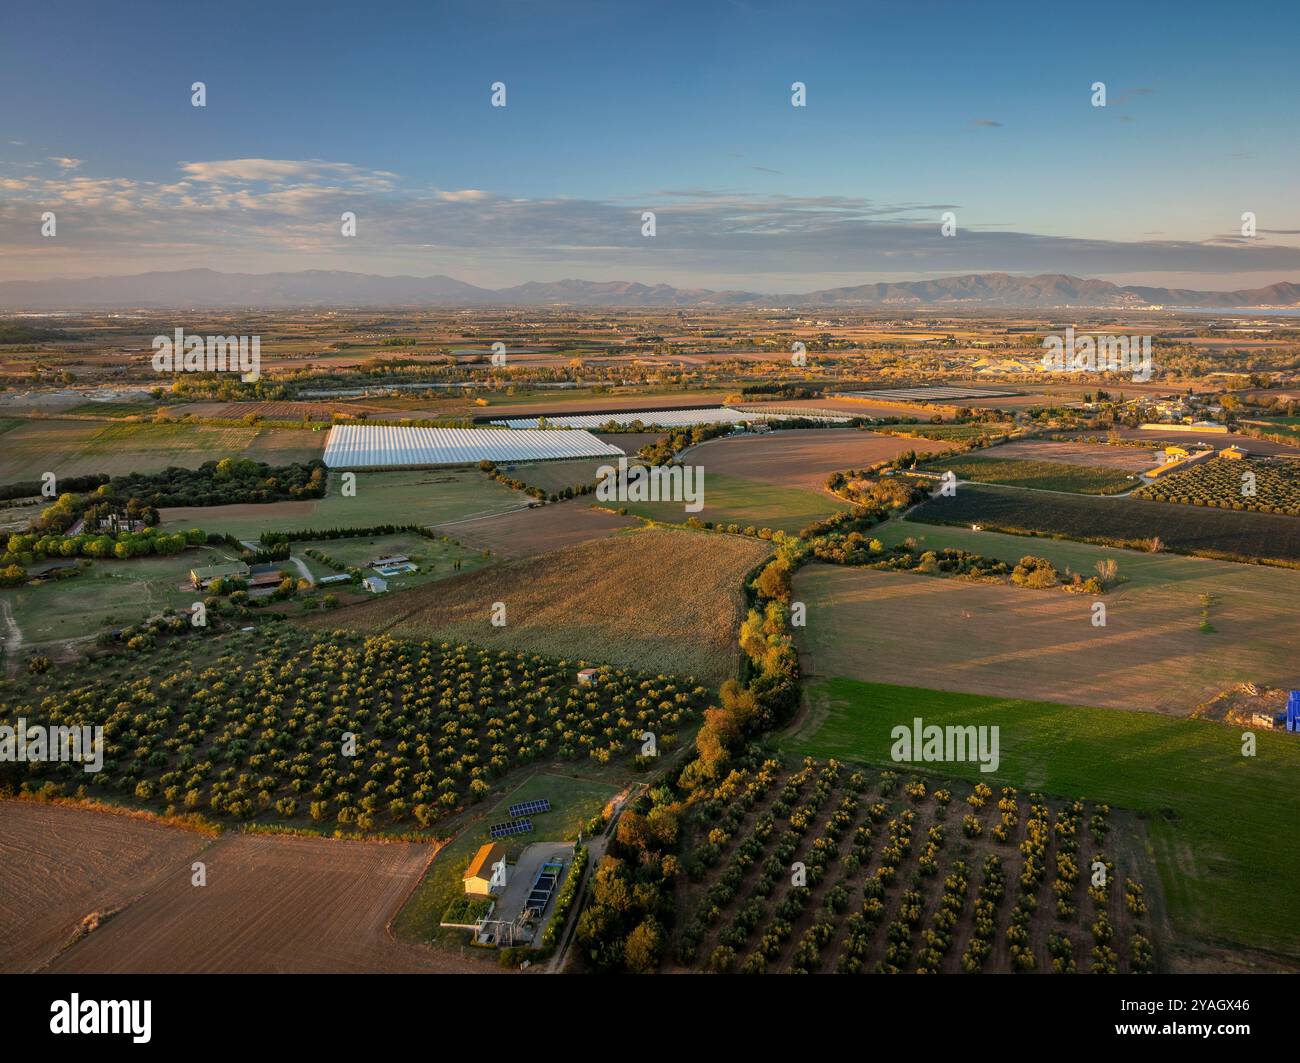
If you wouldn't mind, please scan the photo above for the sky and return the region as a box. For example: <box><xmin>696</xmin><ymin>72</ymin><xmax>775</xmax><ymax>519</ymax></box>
<box><xmin>2</xmin><ymin>0</ymin><xmax>1299</xmax><ymax>291</ymax></box>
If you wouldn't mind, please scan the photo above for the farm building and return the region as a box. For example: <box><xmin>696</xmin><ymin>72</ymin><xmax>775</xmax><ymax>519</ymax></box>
<box><xmin>361</xmin><ymin>576</ymin><xmax>388</xmax><ymax>594</ymax></box>
<box><xmin>577</xmin><ymin>667</ymin><xmax>599</xmax><ymax>686</ymax></box>
<box><xmin>490</xmin><ymin>406</ymin><xmax>845</xmax><ymax>430</ymax></box>
<box><xmin>1221</xmin><ymin>445</ymin><xmax>1248</xmax><ymax>460</ymax></box>
<box><xmin>1165</xmin><ymin>445</ymin><xmax>1191</xmax><ymax>459</ymax></box>
<box><xmin>463</xmin><ymin>843</ymin><xmax>509</xmax><ymax>897</ymax></box>
<box><xmin>321</xmin><ymin>424</ymin><xmax>624</xmax><ymax>468</ymax></box>
<box><xmin>189</xmin><ymin>561</ymin><xmax>250</xmax><ymax>590</ymax></box>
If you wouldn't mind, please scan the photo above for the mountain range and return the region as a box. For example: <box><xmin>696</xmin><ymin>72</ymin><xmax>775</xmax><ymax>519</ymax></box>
<box><xmin>2</xmin><ymin>269</ymin><xmax>1299</xmax><ymax>310</ymax></box>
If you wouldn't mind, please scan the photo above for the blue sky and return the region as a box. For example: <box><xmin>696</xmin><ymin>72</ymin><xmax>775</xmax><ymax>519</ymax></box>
<box><xmin>2</xmin><ymin>0</ymin><xmax>1299</xmax><ymax>289</ymax></box>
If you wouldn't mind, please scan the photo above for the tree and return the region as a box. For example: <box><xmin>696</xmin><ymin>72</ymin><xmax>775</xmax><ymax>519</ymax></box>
<box><xmin>623</xmin><ymin>919</ymin><xmax>663</xmax><ymax>973</ymax></box>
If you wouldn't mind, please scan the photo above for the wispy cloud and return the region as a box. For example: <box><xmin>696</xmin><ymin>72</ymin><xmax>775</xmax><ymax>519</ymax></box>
<box><xmin>2</xmin><ymin>156</ymin><xmax>1299</xmax><ymax>283</ymax></box>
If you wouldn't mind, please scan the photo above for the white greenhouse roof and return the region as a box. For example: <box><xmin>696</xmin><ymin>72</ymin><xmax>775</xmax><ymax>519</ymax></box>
<box><xmin>491</xmin><ymin>406</ymin><xmax>845</xmax><ymax>430</ymax></box>
<box><xmin>322</xmin><ymin>424</ymin><xmax>626</xmax><ymax>468</ymax></box>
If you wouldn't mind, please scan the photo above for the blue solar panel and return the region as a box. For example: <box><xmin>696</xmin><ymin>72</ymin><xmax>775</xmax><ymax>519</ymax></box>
<box><xmin>508</xmin><ymin>798</ymin><xmax>551</xmax><ymax>818</ymax></box>
<box><xmin>488</xmin><ymin>818</ymin><xmax>534</xmax><ymax>839</ymax></box>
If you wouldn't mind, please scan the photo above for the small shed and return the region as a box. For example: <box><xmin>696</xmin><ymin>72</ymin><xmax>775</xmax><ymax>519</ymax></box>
<box><xmin>362</xmin><ymin>576</ymin><xmax>388</xmax><ymax>594</ymax></box>
<box><xmin>1220</xmin><ymin>445</ymin><xmax>1248</xmax><ymax>460</ymax></box>
<box><xmin>577</xmin><ymin>667</ymin><xmax>599</xmax><ymax>686</ymax></box>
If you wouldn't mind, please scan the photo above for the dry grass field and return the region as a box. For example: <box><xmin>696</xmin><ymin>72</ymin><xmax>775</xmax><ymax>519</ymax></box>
<box><xmin>792</xmin><ymin>560</ymin><xmax>1300</xmax><ymax>715</ymax></box>
<box><xmin>0</xmin><ymin>801</ymin><xmax>210</xmax><ymax>972</ymax></box>
<box><xmin>45</xmin><ymin>831</ymin><xmax>481</xmax><ymax>973</ymax></box>
<box><xmin>304</xmin><ymin>527</ymin><xmax>772</xmax><ymax>681</ymax></box>
<box><xmin>988</xmin><ymin>438</ymin><xmax>1155</xmax><ymax>471</ymax></box>
<box><xmin>434</xmin><ymin>499</ymin><xmax>638</xmax><ymax>557</ymax></box>
<box><xmin>684</xmin><ymin>428</ymin><xmax>951</xmax><ymax>492</ymax></box>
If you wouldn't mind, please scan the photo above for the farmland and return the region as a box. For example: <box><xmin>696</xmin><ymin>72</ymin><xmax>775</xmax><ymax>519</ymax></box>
<box><xmin>783</xmin><ymin>679</ymin><xmax>1300</xmax><ymax>965</ymax></box>
<box><xmin>791</xmin><ymin>562</ymin><xmax>1300</xmax><ymax>715</ymax></box>
<box><xmin>670</xmin><ymin>755</ymin><xmax>1159</xmax><ymax>973</ymax></box>
<box><xmin>435</xmin><ymin>499</ymin><xmax>638</xmax><ymax>557</ymax></box>
<box><xmin>617</xmin><ymin>471</ymin><xmax>851</xmax><ymax>533</ymax></box>
<box><xmin>1135</xmin><ymin>456</ymin><xmax>1300</xmax><ymax>515</ymax></box>
<box><xmin>1</xmin><ymin>626</ymin><xmax>709</xmax><ymax>833</ymax></box>
<box><xmin>44</xmin><ymin>830</ymin><xmax>471</xmax><ymax>973</ymax></box>
<box><xmin>988</xmin><ymin>438</ymin><xmax>1155</xmax><ymax>471</ymax></box>
<box><xmin>0</xmin><ymin>419</ymin><xmax>326</xmax><ymax>481</ymax></box>
<box><xmin>159</xmin><ymin>467</ymin><xmax>527</xmax><ymax>539</ymax></box>
<box><xmin>681</xmin><ymin>428</ymin><xmax>951</xmax><ymax>492</ymax></box>
<box><xmin>919</xmin><ymin>454</ymin><xmax>1136</xmax><ymax>494</ymax></box>
<box><xmin>907</xmin><ymin>482</ymin><xmax>1300</xmax><ymax>565</ymax></box>
<box><xmin>0</xmin><ymin>800</ymin><xmax>211</xmax><ymax>971</ymax></box>
<box><xmin>303</xmin><ymin>527</ymin><xmax>773</xmax><ymax>682</ymax></box>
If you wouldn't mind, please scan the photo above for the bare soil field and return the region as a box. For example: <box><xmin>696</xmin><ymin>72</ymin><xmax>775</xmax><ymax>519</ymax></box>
<box><xmin>0</xmin><ymin>801</ymin><xmax>210</xmax><ymax>972</ymax></box>
<box><xmin>434</xmin><ymin>499</ymin><xmax>638</xmax><ymax>557</ymax></box>
<box><xmin>793</xmin><ymin>562</ymin><xmax>1300</xmax><ymax>715</ymax></box>
<box><xmin>987</xmin><ymin>438</ymin><xmax>1155</xmax><ymax>471</ymax></box>
<box><xmin>682</xmin><ymin>429</ymin><xmax>952</xmax><ymax>492</ymax></box>
<box><xmin>303</xmin><ymin>527</ymin><xmax>772</xmax><ymax>682</ymax></box>
<box><xmin>46</xmin><ymin>831</ymin><xmax>485</xmax><ymax>973</ymax></box>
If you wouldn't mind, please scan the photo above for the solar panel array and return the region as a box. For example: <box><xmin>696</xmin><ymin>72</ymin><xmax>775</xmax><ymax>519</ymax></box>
<box><xmin>488</xmin><ymin>818</ymin><xmax>533</xmax><ymax>839</ymax></box>
<box><xmin>509</xmin><ymin>798</ymin><xmax>552</xmax><ymax>818</ymax></box>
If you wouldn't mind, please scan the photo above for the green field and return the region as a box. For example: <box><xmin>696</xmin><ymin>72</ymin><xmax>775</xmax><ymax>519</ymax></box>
<box><xmin>619</xmin><ymin>471</ymin><xmax>849</xmax><ymax>533</ymax></box>
<box><xmin>784</xmin><ymin>678</ymin><xmax>1300</xmax><ymax>960</ymax></box>
<box><xmin>391</xmin><ymin>771</ymin><xmax>620</xmax><ymax>945</ymax></box>
<box><xmin>296</xmin><ymin>532</ymin><xmax>489</xmax><ymax>588</ymax></box>
<box><xmin>159</xmin><ymin>468</ymin><xmax>527</xmax><ymax>539</ymax></box>
<box><xmin>2</xmin><ymin>545</ymin><xmax>237</xmax><ymax>649</ymax></box>
<box><xmin>0</xmin><ymin>418</ymin><xmax>325</xmax><ymax>480</ymax></box>
<box><xmin>919</xmin><ymin>454</ymin><xmax>1136</xmax><ymax>494</ymax></box>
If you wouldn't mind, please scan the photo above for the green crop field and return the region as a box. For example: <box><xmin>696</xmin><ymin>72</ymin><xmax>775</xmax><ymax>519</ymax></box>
<box><xmin>0</xmin><ymin>418</ymin><xmax>325</xmax><ymax>481</ymax></box>
<box><xmin>906</xmin><ymin>482</ymin><xmax>1300</xmax><ymax>565</ymax></box>
<box><xmin>919</xmin><ymin>454</ymin><xmax>1136</xmax><ymax>495</ymax></box>
<box><xmin>391</xmin><ymin>771</ymin><xmax>621</xmax><ymax>945</ymax></box>
<box><xmin>618</xmin><ymin>471</ymin><xmax>849</xmax><ymax>533</ymax></box>
<box><xmin>158</xmin><ymin>468</ymin><xmax>527</xmax><ymax>539</ymax></box>
<box><xmin>2</xmin><ymin>546</ymin><xmax>236</xmax><ymax>650</ymax></box>
<box><xmin>784</xmin><ymin>678</ymin><xmax>1300</xmax><ymax>960</ymax></box>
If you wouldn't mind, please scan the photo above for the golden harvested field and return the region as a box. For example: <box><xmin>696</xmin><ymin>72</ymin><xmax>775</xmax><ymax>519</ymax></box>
<box><xmin>793</xmin><ymin>560</ymin><xmax>1300</xmax><ymax>715</ymax></box>
<box><xmin>305</xmin><ymin>527</ymin><xmax>773</xmax><ymax>681</ymax></box>
<box><xmin>0</xmin><ymin>801</ymin><xmax>210</xmax><ymax>972</ymax></box>
<box><xmin>46</xmin><ymin>831</ymin><xmax>482</xmax><ymax>974</ymax></box>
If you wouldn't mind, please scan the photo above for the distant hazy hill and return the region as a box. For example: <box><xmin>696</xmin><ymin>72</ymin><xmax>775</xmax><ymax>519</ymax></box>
<box><xmin>2</xmin><ymin>268</ymin><xmax>1298</xmax><ymax>310</ymax></box>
